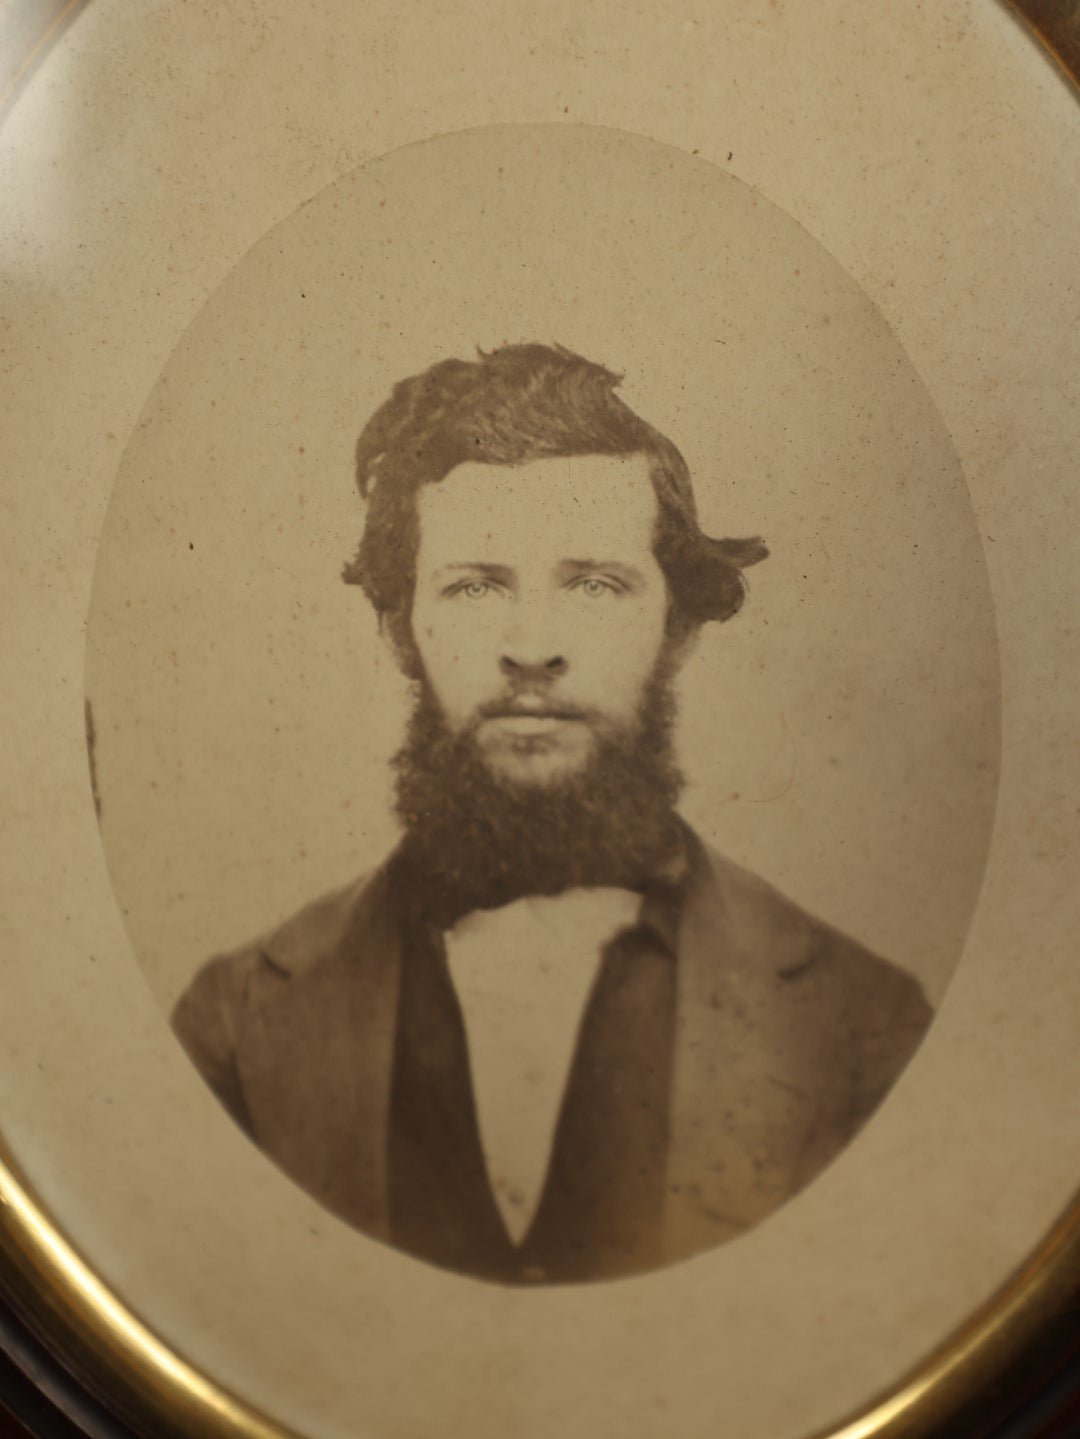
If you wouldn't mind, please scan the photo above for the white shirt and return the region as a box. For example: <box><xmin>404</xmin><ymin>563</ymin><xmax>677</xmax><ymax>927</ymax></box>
<box><xmin>444</xmin><ymin>887</ymin><xmax>642</xmax><ymax>1244</ymax></box>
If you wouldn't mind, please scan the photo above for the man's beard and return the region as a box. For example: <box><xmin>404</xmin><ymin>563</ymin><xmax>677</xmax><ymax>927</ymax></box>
<box><xmin>392</xmin><ymin>664</ymin><xmax>685</xmax><ymax>927</ymax></box>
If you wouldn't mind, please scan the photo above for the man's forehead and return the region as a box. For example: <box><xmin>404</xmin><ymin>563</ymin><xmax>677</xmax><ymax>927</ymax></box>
<box><xmin>415</xmin><ymin>454</ymin><xmax>659</xmax><ymax>562</ymax></box>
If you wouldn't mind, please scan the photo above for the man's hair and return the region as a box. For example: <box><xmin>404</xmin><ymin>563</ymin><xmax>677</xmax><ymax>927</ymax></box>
<box><xmin>342</xmin><ymin>343</ymin><xmax>767</xmax><ymax>662</ymax></box>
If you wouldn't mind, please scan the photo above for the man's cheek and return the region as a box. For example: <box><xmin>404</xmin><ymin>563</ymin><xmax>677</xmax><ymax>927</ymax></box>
<box><xmin>576</xmin><ymin>663</ymin><xmax>650</xmax><ymax>720</ymax></box>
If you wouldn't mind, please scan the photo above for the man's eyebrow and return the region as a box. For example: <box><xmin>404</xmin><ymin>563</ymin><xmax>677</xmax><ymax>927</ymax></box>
<box><xmin>431</xmin><ymin>562</ymin><xmax>515</xmax><ymax>581</ymax></box>
<box><xmin>557</xmin><ymin>560</ymin><xmax>650</xmax><ymax>585</ymax></box>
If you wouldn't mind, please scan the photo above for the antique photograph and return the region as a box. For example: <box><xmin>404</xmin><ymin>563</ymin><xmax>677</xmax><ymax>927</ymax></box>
<box><xmin>83</xmin><ymin>122</ymin><xmax>999</xmax><ymax>1293</ymax></box>
<box><xmin>170</xmin><ymin>342</ymin><xmax>933</xmax><ymax>1282</ymax></box>
<box><xmin>11</xmin><ymin>3</ymin><xmax>1078</xmax><ymax>1433</ymax></box>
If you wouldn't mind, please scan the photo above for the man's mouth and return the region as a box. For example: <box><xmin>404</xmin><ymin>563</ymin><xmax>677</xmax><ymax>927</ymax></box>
<box><xmin>478</xmin><ymin>697</ymin><xmax>588</xmax><ymax>724</ymax></box>
<box><xmin>487</xmin><ymin>713</ymin><xmax>580</xmax><ymax>737</ymax></box>
<box><xmin>474</xmin><ymin>699</ymin><xmax>590</xmax><ymax>743</ymax></box>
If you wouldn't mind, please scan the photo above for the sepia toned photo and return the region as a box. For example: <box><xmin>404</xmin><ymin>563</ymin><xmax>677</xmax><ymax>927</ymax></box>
<box><xmin>84</xmin><ymin>123</ymin><xmax>999</xmax><ymax>1291</ymax></box>
<box><xmin>169</xmin><ymin>341</ymin><xmax>933</xmax><ymax>1283</ymax></box>
<box><xmin>8</xmin><ymin>0</ymin><xmax>1080</xmax><ymax>1429</ymax></box>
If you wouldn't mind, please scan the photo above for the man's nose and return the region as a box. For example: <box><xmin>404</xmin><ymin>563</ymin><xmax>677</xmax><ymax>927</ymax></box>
<box><xmin>497</xmin><ymin>598</ymin><xmax>568</xmax><ymax>681</ymax></box>
<box><xmin>499</xmin><ymin>652</ymin><xmax>568</xmax><ymax>682</ymax></box>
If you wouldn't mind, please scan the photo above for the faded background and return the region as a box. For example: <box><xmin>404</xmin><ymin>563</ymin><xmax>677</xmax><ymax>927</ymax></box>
<box><xmin>84</xmin><ymin>125</ymin><xmax>998</xmax><ymax>1012</ymax></box>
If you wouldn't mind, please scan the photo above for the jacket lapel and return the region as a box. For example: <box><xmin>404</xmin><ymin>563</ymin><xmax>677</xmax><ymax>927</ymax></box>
<box><xmin>235</xmin><ymin>863</ymin><xmax>403</xmax><ymax>1237</ymax></box>
<box><xmin>229</xmin><ymin>837</ymin><xmax>847</xmax><ymax>1259</ymax></box>
<box><xmin>663</xmin><ymin>840</ymin><xmax>830</xmax><ymax>1258</ymax></box>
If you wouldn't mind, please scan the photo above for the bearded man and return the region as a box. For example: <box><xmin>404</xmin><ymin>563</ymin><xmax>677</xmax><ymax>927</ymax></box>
<box><xmin>172</xmin><ymin>344</ymin><xmax>932</xmax><ymax>1284</ymax></box>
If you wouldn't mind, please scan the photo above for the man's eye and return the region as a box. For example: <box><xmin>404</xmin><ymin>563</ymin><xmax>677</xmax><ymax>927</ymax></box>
<box><xmin>572</xmin><ymin>576</ymin><xmax>619</xmax><ymax>598</ymax></box>
<box><xmin>454</xmin><ymin>580</ymin><xmax>494</xmax><ymax>599</ymax></box>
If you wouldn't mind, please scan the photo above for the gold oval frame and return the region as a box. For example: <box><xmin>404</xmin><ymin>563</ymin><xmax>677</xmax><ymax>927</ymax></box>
<box><xmin>3</xmin><ymin>1139</ymin><xmax>1079</xmax><ymax>1438</ymax></box>
<box><xmin>1</xmin><ymin>3</ymin><xmax>1078</xmax><ymax>1435</ymax></box>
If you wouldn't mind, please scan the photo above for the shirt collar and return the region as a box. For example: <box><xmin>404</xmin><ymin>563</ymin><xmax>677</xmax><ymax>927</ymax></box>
<box><xmin>634</xmin><ymin>824</ymin><xmax>692</xmax><ymax>958</ymax></box>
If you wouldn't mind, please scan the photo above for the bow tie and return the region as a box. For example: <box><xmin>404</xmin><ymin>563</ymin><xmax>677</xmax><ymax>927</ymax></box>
<box><xmin>447</xmin><ymin>886</ymin><xmax>643</xmax><ymax>955</ymax></box>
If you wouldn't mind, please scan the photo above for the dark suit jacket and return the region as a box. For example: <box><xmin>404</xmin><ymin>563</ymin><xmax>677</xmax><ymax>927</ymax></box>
<box><xmin>173</xmin><ymin>833</ymin><xmax>932</xmax><ymax>1271</ymax></box>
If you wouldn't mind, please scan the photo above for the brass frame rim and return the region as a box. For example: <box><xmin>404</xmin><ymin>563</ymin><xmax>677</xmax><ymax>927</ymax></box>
<box><xmin>3</xmin><ymin>1133</ymin><xmax>1080</xmax><ymax>1438</ymax></box>
<box><xmin>1</xmin><ymin>1</ymin><xmax>1078</xmax><ymax>1435</ymax></box>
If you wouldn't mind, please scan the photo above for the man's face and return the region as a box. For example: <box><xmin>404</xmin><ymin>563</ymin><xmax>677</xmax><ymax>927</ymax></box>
<box><xmin>410</xmin><ymin>453</ymin><xmax>671</xmax><ymax>787</ymax></box>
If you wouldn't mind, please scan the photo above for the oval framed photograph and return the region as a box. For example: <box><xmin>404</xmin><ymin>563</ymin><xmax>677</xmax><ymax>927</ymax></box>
<box><xmin>1</xmin><ymin>2</ymin><xmax>1079</xmax><ymax>1436</ymax></box>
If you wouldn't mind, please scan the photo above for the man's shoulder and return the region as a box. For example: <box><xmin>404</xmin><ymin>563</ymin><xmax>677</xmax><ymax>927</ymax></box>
<box><xmin>690</xmin><ymin>840</ymin><xmax>933</xmax><ymax>1022</ymax></box>
<box><xmin>247</xmin><ymin>867</ymin><xmax>382</xmax><ymax>976</ymax></box>
<box><xmin>172</xmin><ymin>863</ymin><xmax>388</xmax><ymax>1036</ymax></box>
